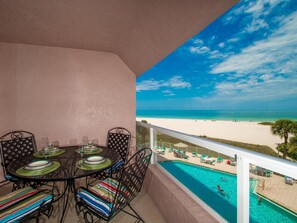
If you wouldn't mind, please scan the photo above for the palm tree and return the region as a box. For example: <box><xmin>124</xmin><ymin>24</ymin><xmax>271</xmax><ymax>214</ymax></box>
<box><xmin>271</xmin><ymin>119</ymin><xmax>296</xmax><ymax>159</ymax></box>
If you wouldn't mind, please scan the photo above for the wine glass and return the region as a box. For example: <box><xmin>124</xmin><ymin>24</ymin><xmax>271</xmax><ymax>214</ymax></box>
<box><xmin>79</xmin><ymin>145</ymin><xmax>85</xmax><ymax>161</ymax></box>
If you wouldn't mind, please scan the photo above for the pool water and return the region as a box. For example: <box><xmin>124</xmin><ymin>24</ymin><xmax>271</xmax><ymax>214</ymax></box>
<box><xmin>159</xmin><ymin>161</ymin><xmax>297</xmax><ymax>223</ymax></box>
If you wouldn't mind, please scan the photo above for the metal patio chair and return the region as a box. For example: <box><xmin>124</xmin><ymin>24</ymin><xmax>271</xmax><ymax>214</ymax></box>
<box><xmin>87</xmin><ymin>127</ymin><xmax>131</xmax><ymax>184</ymax></box>
<box><xmin>0</xmin><ymin>130</ymin><xmax>38</xmax><ymax>190</ymax></box>
<box><xmin>75</xmin><ymin>147</ymin><xmax>152</xmax><ymax>223</ymax></box>
<box><xmin>0</xmin><ymin>130</ymin><xmax>60</xmax><ymax>194</ymax></box>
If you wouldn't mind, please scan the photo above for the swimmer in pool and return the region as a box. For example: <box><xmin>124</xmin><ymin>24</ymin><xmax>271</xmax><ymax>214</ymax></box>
<box><xmin>217</xmin><ymin>185</ymin><xmax>224</xmax><ymax>193</ymax></box>
<box><xmin>258</xmin><ymin>196</ymin><xmax>262</xmax><ymax>205</ymax></box>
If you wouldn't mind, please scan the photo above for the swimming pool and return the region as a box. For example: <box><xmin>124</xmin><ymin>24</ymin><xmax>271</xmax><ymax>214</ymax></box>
<box><xmin>159</xmin><ymin>161</ymin><xmax>297</xmax><ymax>223</ymax></box>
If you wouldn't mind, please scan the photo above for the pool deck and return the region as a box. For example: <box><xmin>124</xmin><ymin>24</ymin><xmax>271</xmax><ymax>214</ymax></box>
<box><xmin>157</xmin><ymin>151</ymin><xmax>297</xmax><ymax>214</ymax></box>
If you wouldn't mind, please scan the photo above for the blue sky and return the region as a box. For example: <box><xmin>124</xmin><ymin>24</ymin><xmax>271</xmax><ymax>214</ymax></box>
<box><xmin>136</xmin><ymin>0</ymin><xmax>297</xmax><ymax>111</ymax></box>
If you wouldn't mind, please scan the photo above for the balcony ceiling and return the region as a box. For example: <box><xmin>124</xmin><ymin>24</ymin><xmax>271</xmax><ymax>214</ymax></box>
<box><xmin>0</xmin><ymin>0</ymin><xmax>238</xmax><ymax>76</ymax></box>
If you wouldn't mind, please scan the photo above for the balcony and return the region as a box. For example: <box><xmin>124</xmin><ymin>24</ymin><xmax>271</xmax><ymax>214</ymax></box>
<box><xmin>137</xmin><ymin>121</ymin><xmax>297</xmax><ymax>223</ymax></box>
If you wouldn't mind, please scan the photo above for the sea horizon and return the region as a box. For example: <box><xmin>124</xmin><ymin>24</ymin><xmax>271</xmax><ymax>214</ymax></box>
<box><xmin>136</xmin><ymin>110</ymin><xmax>297</xmax><ymax>122</ymax></box>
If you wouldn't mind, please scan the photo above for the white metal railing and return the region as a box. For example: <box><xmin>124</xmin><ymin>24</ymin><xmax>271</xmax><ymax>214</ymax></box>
<box><xmin>136</xmin><ymin>121</ymin><xmax>297</xmax><ymax>223</ymax></box>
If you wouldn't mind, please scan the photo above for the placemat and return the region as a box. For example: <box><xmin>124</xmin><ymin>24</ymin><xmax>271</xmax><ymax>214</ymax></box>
<box><xmin>33</xmin><ymin>149</ymin><xmax>65</xmax><ymax>158</ymax></box>
<box><xmin>75</xmin><ymin>147</ymin><xmax>103</xmax><ymax>155</ymax></box>
<box><xmin>76</xmin><ymin>158</ymin><xmax>111</xmax><ymax>170</ymax></box>
<box><xmin>16</xmin><ymin>161</ymin><xmax>60</xmax><ymax>177</ymax></box>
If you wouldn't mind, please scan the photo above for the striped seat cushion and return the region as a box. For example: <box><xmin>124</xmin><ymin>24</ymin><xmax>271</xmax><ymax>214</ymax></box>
<box><xmin>0</xmin><ymin>187</ymin><xmax>38</xmax><ymax>211</ymax></box>
<box><xmin>0</xmin><ymin>188</ymin><xmax>53</xmax><ymax>223</ymax></box>
<box><xmin>77</xmin><ymin>178</ymin><xmax>129</xmax><ymax>217</ymax></box>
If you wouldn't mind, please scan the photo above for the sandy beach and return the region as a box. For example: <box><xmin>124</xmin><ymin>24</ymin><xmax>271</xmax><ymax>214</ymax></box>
<box><xmin>136</xmin><ymin>117</ymin><xmax>282</xmax><ymax>150</ymax></box>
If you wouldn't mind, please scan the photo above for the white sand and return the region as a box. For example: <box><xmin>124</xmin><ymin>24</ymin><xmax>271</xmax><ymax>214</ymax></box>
<box><xmin>136</xmin><ymin>117</ymin><xmax>282</xmax><ymax>150</ymax></box>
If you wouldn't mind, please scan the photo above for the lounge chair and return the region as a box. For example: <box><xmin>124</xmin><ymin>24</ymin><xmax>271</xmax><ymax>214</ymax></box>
<box><xmin>285</xmin><ymin>176</ymin><xmax>293</xmax><ymax>185</ymax></box>
<box><xmin>200</xmin><ymin>156</ymin><xmax>206</xmax><ymax>163</ymax></box>
<box><xmin>192</xmin><ymin>152</ymin><xmax>198</xmax><ymax>157</ymax></box>
<box><xmin>217</xmin><ymin>157</ymin><xmax>224</xmax><ymax>163</ymax></box>
<box><xmin>230</xmin><ymin>161</ymin><xmax>237</xmax><ymax>166</ymax></box>
<box><xmin>264</xmin><ymin>170</ymin><xmax>272</xmax><ymax>177</ymax></box>
<box><xmin>173</xmin><ymin>150</ymin><xmax>180</xmax><ymax>157</ymax></box>
<box><xmin>156</xmin><ymin>148</ymin><xmax>165</xmax><ymax>155</ymax></box>
<box><xmin>181</xmin><ymin>151</ymin><xmax>189</xmax><ymax>159</ymax></box>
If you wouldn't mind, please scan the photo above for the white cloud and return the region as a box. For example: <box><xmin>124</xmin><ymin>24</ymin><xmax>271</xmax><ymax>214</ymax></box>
<box><xmin>223</xmin><ymin>0</ymin><xmax>289</xmax><ymax>33</ymax></box>
<box><xmin>206</xmin><ymin>11</ymin><xmax>297</xmax><ymax>103</ymax></box>
<box><xmin>162</xmin><ymin>90</ymin><xmax>175</xmax><ymax>97</ymax></box>
<box><xmin>192</xmin><ymin>39</ymin><xmax>204</xmax><ymax>45</ymax></box>
<box><xmin>228</xmin><ymin>37</ymin><xmax>240</xmax><ymax>43</ymax></box>
<box><xmin>137</xmin><ymin>76</ymin><xmax>191</xmax><ymax>92</ymax></box>
<box><xmin>218</xmin><ymin>42</ymin><xmax>225</xmax><ymax>48</ymax></box>
<box><xmin>189</xmin><ymin>46</ymin><xmax>210</xmax><ymax>54</ymax></box>
<box><xmin>164</xmin><ymin>76</ymin><xmax>192</xmax><ymax>89</ymax></box>
<box><xmin>211</xmin><ymin>11</ymin><xmax>297</xmax><ymax>76</ymax></box>
<box><xmin>245</xmin><ymin>19</ymin><xmax>268</xmax><ymax>33</ymax></box>
<box><xmin>136</xmin><ymin>79</ymin><xmax>161</xmax><ymax>91</ymax></box>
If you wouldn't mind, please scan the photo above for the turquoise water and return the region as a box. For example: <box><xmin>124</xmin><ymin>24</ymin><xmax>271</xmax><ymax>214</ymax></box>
<box><xmin>159</xmin><ymin>161</ymin><xmax>297</xmax><ymax>223</ymax></box>
<box><xmin>137</xmin><ymin>110</ymin><xmax>297</xmax><ymax>121</ymax></box>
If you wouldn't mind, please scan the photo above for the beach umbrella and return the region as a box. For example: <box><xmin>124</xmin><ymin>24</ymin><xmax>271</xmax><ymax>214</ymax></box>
<box><xmin>174</xmin><ymin>142</ymin><xmax>189</xmax><ymax>152</ymax></box>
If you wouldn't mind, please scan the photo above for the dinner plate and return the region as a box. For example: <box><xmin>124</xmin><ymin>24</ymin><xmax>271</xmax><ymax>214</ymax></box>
<box><xmin>51</xmin><ymin>147</ymin><xmax>60</xmax><ymax>152</ymax></box>
<box><xmin>84</xmin><ymin>145</ymin><xmax>97</xmax><ymax>150</ymax></box>
<box><xmin>25</xmin><ymin>160</ymin><xmax>52</xmax><ymax>170</ymax></box>
<box><xmin>84</xmin><ymin>156</ymin><xmax>105</xmax><ymax>165</ymax></box>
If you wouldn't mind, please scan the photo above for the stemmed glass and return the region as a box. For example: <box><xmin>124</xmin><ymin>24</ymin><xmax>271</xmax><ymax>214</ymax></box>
<box><xmin>79</xmin><ymin>145</ymin><xmax>85</xmax><ymax>162</ymax></box>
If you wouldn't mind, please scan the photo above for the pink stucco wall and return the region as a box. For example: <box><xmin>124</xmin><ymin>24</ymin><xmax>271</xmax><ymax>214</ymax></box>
<box><xmin>0</xmin><ymin>44</ymin><xmax>17</xmax><ymax>132</ymax></box>
<box><xmin>0</xmin><ymin>42</ymin><xmax>136</xmax><ymax>180</ymax></box>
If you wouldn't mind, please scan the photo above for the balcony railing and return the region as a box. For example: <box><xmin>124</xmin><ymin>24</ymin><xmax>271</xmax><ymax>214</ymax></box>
<box><xmin>136</xmin><ymin>121</ymin><xmax>297</xmax><ymax>223</ymax></box>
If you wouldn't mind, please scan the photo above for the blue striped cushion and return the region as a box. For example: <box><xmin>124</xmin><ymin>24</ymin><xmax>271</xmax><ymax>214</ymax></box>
<box><xmin>77</xmin><ymin>190</ymin><xmax>112</xmax><ymax>217</ymax></box>
<box><xmin>90</xmin><ymin>178</ymin><xmax>129</xmax><ymax>203</ymax></box>
<box><xmin>77</xmin><ymin>178</ymin><xmax>129</xmax><ymax>217</ymax></box>
<box><xmin>0</xmin><ymin>189</ymin><xmax>53</xmax><ymax>223</ymax></box>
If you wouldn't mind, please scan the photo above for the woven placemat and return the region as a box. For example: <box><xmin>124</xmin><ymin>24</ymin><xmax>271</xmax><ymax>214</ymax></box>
<box><xmin>16</xmin><ymin>161</ymin><xmax>60</xmax><ymax>177</ymax></box>
<box><xmin>33</xmin><ymin>149</ymin><xmax>65</xmax><ymax>158</ymax></box>
<box><xmin>76</xmin><ymin>159</ymin><xmax>111</xmax><ymax>170</ymax></box>
<box><xmin>75</xmin><ymin>147</ymin><xmax>103</xmax><ymax>155</ymax></box>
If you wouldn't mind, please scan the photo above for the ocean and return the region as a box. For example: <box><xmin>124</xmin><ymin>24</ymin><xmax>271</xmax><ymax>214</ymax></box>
<box><xmin>136</xmin><ymin>110</ymin><xmax>297</xmax><ymax>122</ymax></box>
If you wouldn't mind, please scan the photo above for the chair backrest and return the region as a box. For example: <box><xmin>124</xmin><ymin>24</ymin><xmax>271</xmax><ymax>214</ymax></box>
<box><xmin>112</xmin><ymin>148</ymin><xmax>152</xmax><ymax>209</ymax></box>
<box><xmin>107</xmin><ymin>127</ymin><xmax>131</xmax><ymax>163</ymax></box>
<box><xmin>0</xmin><ymin>131</ymin><xmax>37</xmax><ymax>177</ymax></box>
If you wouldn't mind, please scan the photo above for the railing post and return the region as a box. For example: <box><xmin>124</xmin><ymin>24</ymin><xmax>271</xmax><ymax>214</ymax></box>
<box><xmin>150</xmin><ymin>127</ymin><xmax>156</xmax><ymax>164</ymax></box>
<box><xmin>237</xmin><ymin>156</ymin><xmax>250</xmax><ymax>223</ymax></box>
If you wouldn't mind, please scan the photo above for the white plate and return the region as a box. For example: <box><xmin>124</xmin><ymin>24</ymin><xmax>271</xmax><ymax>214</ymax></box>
<box><xmin>51</xmin><ymin>147</ymin><xmax>59</xmax><ymax>152</ymax></box>
<box><xmin>84</xmin><ymin>145</ymin><xmax>97</xmax><ymax>150</ymax></box>
<box><xmin>25</xmin><ymin>160</ymin><xmax>52</xmax><ymax>170</ymax></box>
<box><xmin>84</xmin><ymin>156</ymin><xmax>105</xmax><ymax>165</ymax></box>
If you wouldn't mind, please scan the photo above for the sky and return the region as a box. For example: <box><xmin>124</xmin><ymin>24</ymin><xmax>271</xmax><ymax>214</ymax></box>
<box><xmin>136</xmin><ymin>0</ymin><xmax>297</xmax><ymax>111</ymax></box>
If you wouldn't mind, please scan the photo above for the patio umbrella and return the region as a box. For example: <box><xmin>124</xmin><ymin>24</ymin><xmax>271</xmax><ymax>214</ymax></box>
<box><xmin>174</xmin><ymin>142</ymin><xmax>189</xmax><ymax>152</ymax></box>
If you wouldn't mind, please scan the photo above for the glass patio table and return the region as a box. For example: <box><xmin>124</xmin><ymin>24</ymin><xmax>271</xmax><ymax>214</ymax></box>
<box><xmin>6</xmin><ymin>145</ymin><xmax>120</xmax><ymax>223</ymax></box>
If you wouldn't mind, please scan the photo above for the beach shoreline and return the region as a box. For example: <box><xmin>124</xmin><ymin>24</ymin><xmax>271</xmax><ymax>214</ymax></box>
<box><xmin>136</xmin><ymin>117</ymin><xmax>282</xmax><ymax>150</ymax></box>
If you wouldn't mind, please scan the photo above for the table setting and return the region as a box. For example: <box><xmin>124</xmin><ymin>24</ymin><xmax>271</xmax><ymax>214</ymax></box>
<box><xmin>75</xmin><ymin>143</ymin><xmax>103</xmax><ymax>155</ymax></box>
<box><xmin>16</xmin><ymin>159</ymin><xmax>61</xmax><ymax>177</ymax></box>
<box><xmin>34</xmin><ymin>143</ymin><xmax>65</xmax><ymax>158</ymax></box>
<box><xmin>76</xmin><ymin>153</ymin><xmax>111</xmax><ymax>170</ymax></box>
